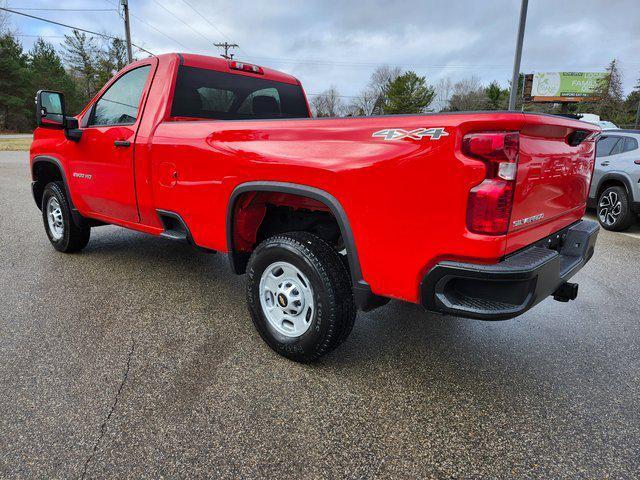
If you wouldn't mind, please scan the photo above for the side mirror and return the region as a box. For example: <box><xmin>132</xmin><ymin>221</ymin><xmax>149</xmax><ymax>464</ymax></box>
<box><xmin>36</xmin><ymin>90</ymin><xmax>66</xmax><ymax>129</ymax></box>
<box><xmin>36</xmin><ymin>90</ymin><xmax>82</xmax><ymax>141</ymax></box>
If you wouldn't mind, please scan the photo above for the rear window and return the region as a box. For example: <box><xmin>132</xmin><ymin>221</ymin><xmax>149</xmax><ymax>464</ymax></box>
<box><xmin>171</xmin><ymin>66</ymin><xmax>309</xmax><ymax>120</ymax></box>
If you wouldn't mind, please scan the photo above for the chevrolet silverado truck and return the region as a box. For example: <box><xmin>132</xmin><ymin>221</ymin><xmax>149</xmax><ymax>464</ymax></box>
<box><xmin>31</xmin><ymin>53</ymin><xmax>600</xmax><ymax>362</ymax></box>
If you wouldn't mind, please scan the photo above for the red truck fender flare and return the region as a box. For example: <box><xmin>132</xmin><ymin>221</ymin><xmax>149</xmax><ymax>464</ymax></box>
<box><xmin>226</xmin><ymin>181</ymin><xmax>386</xmax><ymax>311</ymax></box>
<box><xmin>31</xmin><ymin>155</ymin><xmax>83</xmax><ymax>224</ymax></box>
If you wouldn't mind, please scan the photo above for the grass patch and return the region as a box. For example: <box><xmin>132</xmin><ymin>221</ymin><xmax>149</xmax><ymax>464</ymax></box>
<box><xmin>0</xmin><ymin>137</ymin><xmax>32</xmax><ymax>151</ymax></box>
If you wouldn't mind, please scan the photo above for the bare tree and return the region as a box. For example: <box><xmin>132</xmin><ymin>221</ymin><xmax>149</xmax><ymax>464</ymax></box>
<box><xmin>368</xmin><ymin>65</ymin><xmax>401</xmax><ymax>114</ymax></box>
<box><xmin>369</xmin><ymin>65</ymin><xmax>402</xmax><ymax>96</ymax></box>
<box><xmin>310</xmin><ymin>87</ymin><xmax>344</xmax><ymax>117</ymax></box>
<box><xmin>447</xmin><ymin>76</ymin><xmax>487</xmax><ymax>111</ymax></box>
<box><xmin>0</xmin><ymin>1</ymin><xmax>11</xmax><ymax>34</ymax></box>
<box><xmin>433</xmin><ymin>78</ymin><xmax>453</xmax><ymax>112</ymax></box>
<box><xmin>347</xmin><ymin>88</ymin><xmax>377</xmax><ymax>116</ymax></box>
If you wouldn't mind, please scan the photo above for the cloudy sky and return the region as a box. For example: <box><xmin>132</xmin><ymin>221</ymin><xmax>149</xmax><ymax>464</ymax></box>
<box><xmin>5</xmin><ymin>0</ymin><xmax>640</xmax><ymax>103</ymax></box>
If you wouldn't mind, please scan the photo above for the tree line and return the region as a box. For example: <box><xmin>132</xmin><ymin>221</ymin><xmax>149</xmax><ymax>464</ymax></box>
<box><xmin>311</xmin><ymin>60</ymin><xmax>639</xmax><ymax>127</ymax></box>
<box><xmin>1</xmin><ymin>24</ymin><xmax>638</xmax><ymax>131</ymax></box>
<box><xmin>0</xmin><ymin>28</ymin><xmax>128</xmax><ymax>131</ymax></box>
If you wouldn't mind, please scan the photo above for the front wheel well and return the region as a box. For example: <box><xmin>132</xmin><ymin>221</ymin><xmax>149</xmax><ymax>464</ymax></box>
<box><xmin>32</xmin><ymin>161</ymin><xmax>63</xmax><ymax>209</ymax></box>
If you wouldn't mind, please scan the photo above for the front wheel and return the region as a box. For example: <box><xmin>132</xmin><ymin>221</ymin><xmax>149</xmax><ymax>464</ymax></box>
<box><xmin>246</xmin><ymin>232</ymin><xmax>356</xmax><ymax>363</ymax></box>
<box><xmin>597</xmin><ymin>186</ymin><xmax>634</xmax><ymax>231</ymax></box>
<box><xmin>41</xmin><ymin>182</ymin><xmax>91</xmax><ymax>252</ymax></box>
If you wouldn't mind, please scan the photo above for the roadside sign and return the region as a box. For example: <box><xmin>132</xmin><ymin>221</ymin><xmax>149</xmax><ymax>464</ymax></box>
<box><xmin>524</xmin><ymin>72</ymin><xmax>607</xmax><ymax>103</ymax></box>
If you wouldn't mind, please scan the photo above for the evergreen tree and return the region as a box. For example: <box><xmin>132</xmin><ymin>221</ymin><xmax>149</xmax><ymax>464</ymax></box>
<box><xmin>485</xmin><ymin>81</ymin><xmax>509</xmax><ymax>110</ymax></box>
<box><xmin>592</xmin><ymin>59</ymin><xmax>625</xmax><ymax>124</ymax></box>
<box><xmin>62</xmin><ymin>30</ymin><xmax>99</xmax><ymax>103</ymax></box>
<box><xmin>0</xmin><ymin>34</ymin><xmax>31</xmax><ymax>131</ymax></box>
<box><xmin>382</xmin><ymin>71</ymin><xmax>435</xmax><ymax>114</ymax></box>
<box><xmin>96</xmin><ymin>38</ymin><xmax>129</xmax><ymax>87</ymax></box>
<box><xmin>625</xmin><ymin>75</ymin><xmax>640</xmax><ymax>128</ymax></box>
<box><xmin>28</xmin><ymin>38</ymin><xmax>81</xmax><ymax>115</ymax></box>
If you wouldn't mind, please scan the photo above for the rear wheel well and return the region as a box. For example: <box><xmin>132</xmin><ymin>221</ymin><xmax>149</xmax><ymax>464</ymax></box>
<box><xmin>230</xmin><ymin>191</ymin><xmax>345</xmax><ymax>274</ymax></box>
<box><xmin>597</xmin><ymin>179</ymin><xmax>629</xmax><ymax>203</ymax></box>
<box><xmin>32</xmin><ymin>161</ymin><xmax>63</xmax><ymax>209</ymax></box>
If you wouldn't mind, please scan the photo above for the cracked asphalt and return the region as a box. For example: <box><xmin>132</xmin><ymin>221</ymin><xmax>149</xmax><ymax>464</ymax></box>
<box><xmin>1</xmin><ymin>151</ymin><xmax>639</xmax><ymax>479</ymax></box>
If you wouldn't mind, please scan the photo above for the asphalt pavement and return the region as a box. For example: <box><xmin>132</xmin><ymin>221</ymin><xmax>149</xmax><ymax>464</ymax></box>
<box><xmin>1</xmin><ymin>151</ymin><xmax>639</xmax><ymax>479</ymax></box>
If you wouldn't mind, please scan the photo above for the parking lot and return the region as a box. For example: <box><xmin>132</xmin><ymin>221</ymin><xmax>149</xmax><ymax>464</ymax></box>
<box><xmin>1</xmin><ymin>150</ymin><xmax>639</xmax><ymax>478</ymax></box>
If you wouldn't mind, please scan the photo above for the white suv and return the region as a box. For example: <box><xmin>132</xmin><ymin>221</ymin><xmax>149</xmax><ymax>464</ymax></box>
<box><xmin>588</xmin><ymin>130</ymin><xmax>640</xmax><ymax>231</ymax></box>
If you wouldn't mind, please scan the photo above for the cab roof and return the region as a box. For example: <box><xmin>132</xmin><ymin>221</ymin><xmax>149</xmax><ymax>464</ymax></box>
<box><xmin>160</xmin><ymin>53</ymin><xmax>300</xmax><ymax>86</ymax></box>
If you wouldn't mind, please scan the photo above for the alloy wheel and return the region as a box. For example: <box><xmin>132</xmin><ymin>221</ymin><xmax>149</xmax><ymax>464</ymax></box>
<box><xmin>598</xmin><ymin>191</ymin><xmax>623</xmax><ymax>226</ymax></box>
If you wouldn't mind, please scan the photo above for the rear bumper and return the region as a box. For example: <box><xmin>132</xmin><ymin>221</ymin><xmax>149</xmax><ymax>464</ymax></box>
<box><xmin>420</xmin><ymin>219</ymin><xmax>599</xmax><ymax>320</ymax></box>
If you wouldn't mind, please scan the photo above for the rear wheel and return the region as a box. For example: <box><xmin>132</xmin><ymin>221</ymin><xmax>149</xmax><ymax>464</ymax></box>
<box><xmin>41</xmin><ymin>182</ymin><xmax>91</xmax><ymax>252</ymax></box>
<box><xmin>597</xmin><ymin>186</ymin><xmax>634</xmax><ymax>231</ymax></box>
<box><xmin>246</xmin><ymin>231</ymin><xmax>356</xmax><ymax>363</ymax></box>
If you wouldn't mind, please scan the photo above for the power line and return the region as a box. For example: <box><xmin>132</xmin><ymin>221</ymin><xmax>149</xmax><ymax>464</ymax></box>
<box><xmin>179</xmin><ymin>0</ymin><xmax>249</xmax><ymax>57</ymax></box>
<box><xmin>150</xmin><ymin>0</ymin><xmax>215</xmax><ymax>45</ymax></box>
<box><xmin>0</xmin><ymin>7</ymin><xmax>154</xmax><ymax>56</ymax></box>
<box><xmin>102</xmin><ymin>0</ymin><xmax>191</xmax><ymax>51</ymax></box>
<box><xmin>17</xmin><ymin>34</ymin><xmax>66</xmax><ymax>38</ymax></box>
<box><xmin>128</xmin><ymin>15</ymin><xmax>191</xmax><ymax>51</ymax></box>
<box><xmin>7</xmin><ymin>8</ymin><xmax>117</xmax><ymax>12</ymax></box>
<box><xmin>246</xmin><ymin>55</ymin><xmax>640</xmax><ymax>70</ymax></box>
<box><xmin>307</xmin><ymin>93</ymin><xmax>360</xmax><ymax>98</ymax></box>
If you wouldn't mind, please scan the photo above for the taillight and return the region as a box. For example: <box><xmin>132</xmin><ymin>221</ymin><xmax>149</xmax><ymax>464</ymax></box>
<box><xmin>463</xmin><ymin>132</ymin><xmax>519</xmax><ymax>235</ymax></box>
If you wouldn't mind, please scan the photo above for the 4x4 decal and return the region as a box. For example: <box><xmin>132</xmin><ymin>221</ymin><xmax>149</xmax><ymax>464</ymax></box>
<box><xmin>371</xmin><ymin>127</ymin><xmax>449</xmax><ymax>141</ymax></box>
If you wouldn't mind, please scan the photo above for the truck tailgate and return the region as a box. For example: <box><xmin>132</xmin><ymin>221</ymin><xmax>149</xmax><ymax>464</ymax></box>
<box><xmin>506</xmin><ymin>115</ymin><xmax>599</xmax><ymax>254</ymax></box>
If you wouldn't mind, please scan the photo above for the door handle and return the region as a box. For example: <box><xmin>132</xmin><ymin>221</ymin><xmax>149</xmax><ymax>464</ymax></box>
<box><xmin>600</xmin><ymin>161</ymin><xmax>609</xmax><ymax>166</ymax></box>
<box><xmin>114</xmin><ymin>140</ymin><xmax>131</xmax><ymax>147</ymax></box>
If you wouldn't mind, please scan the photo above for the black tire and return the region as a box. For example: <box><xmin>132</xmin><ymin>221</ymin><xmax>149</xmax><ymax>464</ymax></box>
<box><xmin>246</xmin><ymin>232</ymin><xmax>356</xmax><ymax>363</ymax></box>
<box><xmin>597</xmin><ymin>186</ymin><xmax>634</xmax><ymax>232</ymax></box>
<box><xmin>41</xmin><ymin>182</ymin><xmax>91</xmax><ymax>252</ymax></box>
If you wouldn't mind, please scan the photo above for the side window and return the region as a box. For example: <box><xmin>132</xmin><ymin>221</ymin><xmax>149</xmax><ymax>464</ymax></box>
<box><xmin>610</xmin><ymin>137</ymin><xmax>624</xmax><ymax>156</ymax></box>
<box><xmin>623</xmin><ymin>137</ymin><xmax>638</xmax><ymax>153</ymax></box>
<box><xmin>90</xmin><ymin>65</ymin><xmax>151</xmax><ymax>126</ymax></box>
<box><xmin>596</xmin><ymin>136</ymin><xmax>621</xmax><ymax>157</ymax></box>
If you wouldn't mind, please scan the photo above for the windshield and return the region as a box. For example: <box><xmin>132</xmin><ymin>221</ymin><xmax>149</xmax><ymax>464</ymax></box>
<box><xmin>171</xmin><ymin>66</ymin><xmax>309</xmax><ymax>120</ymax></box>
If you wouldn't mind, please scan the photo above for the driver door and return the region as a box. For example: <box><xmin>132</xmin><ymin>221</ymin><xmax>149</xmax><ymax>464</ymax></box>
<box><xmin>69</xmin><ymin>63</ymin><xmax>153</xmax><ymax>222</ymax></box>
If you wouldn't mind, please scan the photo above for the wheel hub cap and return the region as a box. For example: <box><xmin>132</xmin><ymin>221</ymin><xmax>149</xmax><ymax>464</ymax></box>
<box><xmin>598</xmin><ymin>191</ymin><xmax>622</xmax><ymax>226</ymax></box>
<box><xmin>46</xmin><ymin>196</ymin><xmax>64</xmax><ymax>241</ymax></box>
<box><xmin>259</xmin><ymin>261</ymin><xmax>314</xmax><ymax>338</ymax></box>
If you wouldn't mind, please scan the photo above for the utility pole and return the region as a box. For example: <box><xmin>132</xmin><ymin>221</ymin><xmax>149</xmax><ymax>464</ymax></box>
<box><xmin>121</xmin><ymin>0</ymin><xmax>133</xmax><ymax>63</ymax></box>
<box><xmin>214</xmin><ymin>42</ymin><xmax>238</xmax><ymax>60</ymax></box>
<box><xmin>508</xmin><ymin>0</ymin><xmax>529</xmax><ymax>111</ymax></box>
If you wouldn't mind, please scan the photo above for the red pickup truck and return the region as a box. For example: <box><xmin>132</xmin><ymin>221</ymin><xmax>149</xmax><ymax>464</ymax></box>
<box><xmin>31</xmin><ymin>53</ymin><xmax>600</xmax><ymax>362</ymax></box>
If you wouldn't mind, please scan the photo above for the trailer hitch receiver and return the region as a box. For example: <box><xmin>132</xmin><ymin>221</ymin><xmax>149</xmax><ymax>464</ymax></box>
<box><xmin>553</xmin><ymin>282</ymin><xmax>579</xmax><ymax>302</ymax></box>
